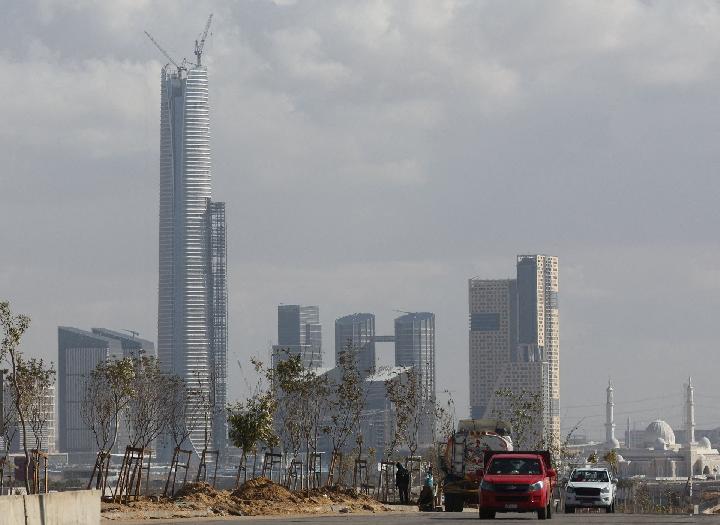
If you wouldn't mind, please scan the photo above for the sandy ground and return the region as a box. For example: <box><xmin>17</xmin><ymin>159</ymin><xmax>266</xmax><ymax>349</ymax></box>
<box><xmin>101</xmin><ymin>478</ymin><xmax>406</xmax><ymax>521</ymax></box>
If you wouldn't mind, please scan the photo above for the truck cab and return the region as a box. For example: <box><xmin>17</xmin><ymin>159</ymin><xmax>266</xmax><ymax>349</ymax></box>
<box><xmin>478</xmin><ymin>451</ymin><xmax>557</xmax><ymax>520</ymax></box>
<box><xmin>564</xmin><ymin>467</ymin><xmax>616</xmax><ymax>513</ymax></box>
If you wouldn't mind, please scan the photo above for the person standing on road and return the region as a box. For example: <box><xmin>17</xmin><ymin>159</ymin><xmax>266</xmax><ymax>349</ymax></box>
<box><xmin>395</xmin><ymin>462</ymin><xmax>410</xmax><ymax>504</ymax></box>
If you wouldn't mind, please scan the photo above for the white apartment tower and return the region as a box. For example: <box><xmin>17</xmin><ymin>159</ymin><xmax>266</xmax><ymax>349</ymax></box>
<box><xmin>468</xmin><ymin>255</ymin><xmax>560</xmax><ymax>449</ymax></box>
<box><xmin>517</xmin><ymin>255</ymin><xmax>560</xmax><ymax>447</ymax></box>
<box><xmin>155</xmin><ymin>23</ymin><xmax>227</xmax><ymax>454</ymax></box>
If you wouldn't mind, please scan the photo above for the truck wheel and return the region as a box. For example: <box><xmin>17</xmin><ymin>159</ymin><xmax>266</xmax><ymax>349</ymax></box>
<box><xmin>444</xmin><ymin>494</ymin><xmax>454</xmax><ymax>512</ymax></box>
<box><xmin>537</xmin><ymin>504</ymin><xmax>548</xmax><ymax>520</ymax></box>
<box><xmin>564</xmin><ymin>505</ymin><xmax>575</xmax><ymax>514</ymax></box>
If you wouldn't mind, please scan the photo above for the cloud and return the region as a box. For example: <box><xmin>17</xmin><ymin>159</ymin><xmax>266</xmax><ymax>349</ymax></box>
<box><xmin>0</xmin><ymin>54</ymin><xmax>158</xmax><ymax>157</ymax></box>
<box><xmin>4</xmin><ymin>0</ymin><xmax>720</xmax><ymax>440</ymax></box>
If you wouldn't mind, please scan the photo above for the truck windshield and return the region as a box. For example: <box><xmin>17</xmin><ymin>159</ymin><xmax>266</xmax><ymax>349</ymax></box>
<box><xmin>571</xmin><ymin>470</ymin><xmax>609</xmax><ymax>482</ymax></box>
<box><xmin>487</xmin><ymin>458</ymin><xmax>542</xmax><ymax>475</ymax></box>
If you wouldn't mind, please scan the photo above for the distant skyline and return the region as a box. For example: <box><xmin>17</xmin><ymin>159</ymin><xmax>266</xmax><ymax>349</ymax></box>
<box><xmin>2</xmin><ymin>1</ymin><xmax>720</xmax><ymax>441</ymax></box>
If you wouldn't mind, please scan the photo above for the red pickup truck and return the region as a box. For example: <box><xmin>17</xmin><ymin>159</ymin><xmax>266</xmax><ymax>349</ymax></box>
<box><xmin>478</xmin><ymin>451</ymin><xmax>557</xmax><ymax>520</ymax></box>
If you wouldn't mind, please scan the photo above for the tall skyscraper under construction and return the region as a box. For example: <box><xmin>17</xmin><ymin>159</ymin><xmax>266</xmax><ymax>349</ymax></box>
<box><xmin>151</xmin><ymin>16</ymin><xmax>227</xmax><ymax>454</ymax></box>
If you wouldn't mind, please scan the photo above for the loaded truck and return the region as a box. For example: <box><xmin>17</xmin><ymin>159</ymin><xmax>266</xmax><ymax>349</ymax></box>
<box><xmin>478</xmin><ymin>450</ymin><xmax>557</xmax><ymax>520</ymax></box>
<box><xmin>439</xmin><ymin>419</ymin><xmax>513</xmax><ymax>512</ymax></box>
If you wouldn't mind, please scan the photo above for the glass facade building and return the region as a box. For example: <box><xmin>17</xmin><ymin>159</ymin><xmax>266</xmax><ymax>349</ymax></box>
<box><xmin>334</xmin><ymin>313</ymin><xmax>376</xmax><ymax>375</ymax></box>
<box><xmin>273</xmin><ymin>305</ymin><xmax>323</xmax><ymax>369</ymax></box>
<box><xmin>394</xmin><ymin>312</ymin><xmax>435</xmax><ymax>402</ymax></box>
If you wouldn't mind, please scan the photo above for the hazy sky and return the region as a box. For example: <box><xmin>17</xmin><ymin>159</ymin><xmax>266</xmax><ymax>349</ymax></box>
<box><xmin>2</xmin><ymin>0</ymin><xmax>720</xmax><ymax>440</ymax></box>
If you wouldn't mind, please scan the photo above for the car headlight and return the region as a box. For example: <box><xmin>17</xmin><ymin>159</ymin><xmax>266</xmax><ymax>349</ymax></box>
<box><xmin>565</xmin><ymin>486</ymin><xmax>575</xmax><ymax>493</ymax></box>
<box><xmin>480</xmin><ymin>480</ymin><xmax>495</xmax><ymax>492</ymax></box>
<box><xmin>600</xmin><ymin>487</ymin><xmax>610</xmax><ymax>493</ymax></box>
<box><xmin>529</xmin><ymin>481</ymin><xmax>544</xmax><ymax>491</ymax></box>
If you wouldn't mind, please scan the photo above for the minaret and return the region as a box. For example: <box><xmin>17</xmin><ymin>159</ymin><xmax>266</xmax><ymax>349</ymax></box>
<box><xmin>605</xmin><ymin>379</ymin><xmax>616</xmax><ymax>445</ymax></box>
<box><xmin>625</xmin><ymin>416</ymin><xmax>631</xmax><ymax>448</ymax></box>
<box><xmin>686</xmin><ymin>376</ymin><xmax>695</xmax><ymax>445</ymax></box>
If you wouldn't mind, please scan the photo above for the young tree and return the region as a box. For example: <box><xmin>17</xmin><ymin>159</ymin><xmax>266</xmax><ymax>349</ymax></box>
<box><xmin>227</xmin><ymin>390</ymin><xmax>277</xmax><ymax>486</ymax></box>
<box><xmin>9</xmin><ymin>357</ymin><xmax>54</xmax><ymax>493</ymax></box>
<box><xmin>1</xmin><ymin>377</ymin><xmax>18</xmax><ymax>490</ymax></box>
<box><xmin>385</xmin><ymin>367</ymin><xmax>427</xmax><ymax>460</ymax></box>
<box><xmin>491</xmin><ymin>387</ymin><xmax>545</xmax><ymax>450</ymax></box>
<box><xmin>603</xmin><ymin>449</ymin><xmax>619</xmax><ymax>477</ymax></box>
<box><xmin>165</xmin><ymin>376</ymin><xmax>197</xmax><ymax>451</ymax></box>
<box><xmin>163</xmin><ymin>374</ymin><xmax>208</xmax><ymax>494</ymax></box>
<box><xmin>17</xmin><ymin>358</ymin><xmax>56</xmax><ymax>452</ymax></box>
<box><xmin>0</xmin><ymin>301</ymin><xmax>31</xmax><ymax>492</ymax></box>
<box><xmin>270</xmin><ymin>354</ymin><xmax>305</xmax><ymax>484</ymax></box>
<box><xmin>81</xmin><ymin>357</ymin><xmax>135</xmax><ymax>490</ymax></box>
<box><xmin>428</xmin><ymin>390</ymin><xmax>455</xmax><ymax>479</ymax></box>
<box><xmin>270</xmin><ymin>352</ymin><xmax>331</xmax><ymax>491</ymax></box>
<box><xmin>1</xmin><ymin>382</ymin><xmax>18</xmax><ymax>456</ymax></box>
<box><xmin>189</xmin><ymin>369</ymin><xmax>225</xmax><ymax>481</ymax></box>
<box><xmin>125</xmin><ymin>353</ymin><xmax>173</xmax><ymax>449</ymax></box>
<box><xmin>322</xmin><ymin>345</ymin><xmax>366</xmax><ymax>486</ymax></box>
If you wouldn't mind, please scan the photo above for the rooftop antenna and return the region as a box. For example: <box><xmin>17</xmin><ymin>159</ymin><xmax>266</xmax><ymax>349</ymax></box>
<box><xmin>194</xmin><ymin>13</ymin><xmax>213</xmax><ymax>67</ymax></box>
<box><xmin>144</xmin><ymin>30</ymin><xmax>185</xmax><ymax>74</ymax></box>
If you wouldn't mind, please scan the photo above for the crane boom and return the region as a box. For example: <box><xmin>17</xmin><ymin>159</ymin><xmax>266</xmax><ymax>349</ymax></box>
<box><xmin>194</xmin><ymin>13</ymin><xmax>213</xmax><ymax>66</ymax></box>
<box><xmin>144</xmin><ymin>30</ymin><xmax>182</xmax><ymax>71</ymax></box>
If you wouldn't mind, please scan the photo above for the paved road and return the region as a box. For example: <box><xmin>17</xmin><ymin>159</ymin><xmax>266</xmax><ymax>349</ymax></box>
<box><xmin>112</xmin><ymin>510</ymin><xmax>720</xmax><ymax>524</ymax></box>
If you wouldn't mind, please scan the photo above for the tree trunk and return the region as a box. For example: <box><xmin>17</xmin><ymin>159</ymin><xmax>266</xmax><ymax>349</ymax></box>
<box><xmin>235</xmin><ymin>451</ymin><xmax>246</xmax><ymax>489</ymax></box>
<box><xmin>9</xmin><ymin>354</ymin><xmax>30</xmax><ymax>493</ymax></box>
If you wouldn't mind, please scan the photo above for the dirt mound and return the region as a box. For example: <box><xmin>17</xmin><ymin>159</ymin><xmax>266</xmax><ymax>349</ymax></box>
<box><xmin>232</xmin><ymin>477</ymin><xmax>299</xmax><ymax>503</ymax></box>
<box><xmin>102</xmin><ymin>478</ymin><xmax>393</xmax><ymax>519</ymax></box>
<box><xmin>174</xmin><ymin>482</ymin><xmax>220</xmax><ymax>500</ymax></box>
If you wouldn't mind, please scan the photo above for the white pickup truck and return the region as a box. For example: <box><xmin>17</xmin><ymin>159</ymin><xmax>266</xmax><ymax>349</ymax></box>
<box><xmin>564</xmin><ymin>467</ymin><xmax>616</xmax><ymax>513</ymax></box>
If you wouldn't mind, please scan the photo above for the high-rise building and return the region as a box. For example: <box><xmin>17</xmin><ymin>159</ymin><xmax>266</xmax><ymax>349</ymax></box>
<box><xmin>91</xmin><ymin>328</ymin><xmax>155</xmax><ymax>357</ymax></box>
<box><xmin>468</xmin><ymin>255</ymin><xmax>560</xmax><ymax>448</ymax></box>
<box><xmin>394</xmin><ymin>312</ymin><xmax>436</xmax><ymax>449</ymax></box>
<box><xmin>516</xmin><ymin>254</ymin><xmax>559</xmax><ymax>446</ymax></box>
<box><xmin>273</xmin><ymin>305</ymin><xmax>322</xmax><ymax>368</ymax></box>
<box><xmin>335</xmin><ymin>313</ymin><xmax>375</xmax><ymax>374</ymax></box>
<box><xmin>58</xmin><ymin>327</ymin><xmax>122</xmax><ymax>455</ymax></box>
<box><xmin>57</xmin><ymin>327</ymin><xmax>154</xmax><ymax>458</ymax></box>
<box><xmin>156</xmin><ymin>37</ymin><xmax>227</xmax><ymax>453</ymax></box>
<box><xmin>394</xmin><ymin>312</ymin><xmax>435</xmax><ymax>402</ymax></box>
<box><xmin>468</xmin><ymin>279</ymin><xmax>516</xmax><ymax>420</ymax></box>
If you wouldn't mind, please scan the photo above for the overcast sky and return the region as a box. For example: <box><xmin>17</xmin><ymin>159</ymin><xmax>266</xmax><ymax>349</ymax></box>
<box><xmin>2</xmin><ymin>0</ymin><xmax>720</xmax><ymax>440</ymax></box>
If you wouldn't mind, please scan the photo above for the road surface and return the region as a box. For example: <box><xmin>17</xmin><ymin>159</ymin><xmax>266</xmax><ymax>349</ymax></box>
<box><xmin>110</xmin><ymin>510</ymin><xmax>720</xmax><ymax>524</ymax></box>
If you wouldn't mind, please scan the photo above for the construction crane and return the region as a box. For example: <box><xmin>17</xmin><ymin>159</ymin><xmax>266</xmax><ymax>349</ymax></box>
<box><xmin>144</xmin><ymin>30</ymin><xmax>184</xmax><ymax>73</ymax></box>
<box><xmin>393</xmin><ymin>309</ymin><xmax>414</xmax><ymax>315</ymax></box>
<box><xmin>194</xmin><ymin>13</ymin><xmax>213</xmax><ymax>67</ymax></box>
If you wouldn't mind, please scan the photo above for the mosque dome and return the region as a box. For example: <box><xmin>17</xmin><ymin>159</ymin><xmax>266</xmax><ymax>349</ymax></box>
<box><xmin>654</xmin><ymin>437</ymin><xmax>667</xmax><ymax>450</ymax></box>
<box><xmin>645</xmin><ymin>420</ymin><xmax>675</xmax><ymax>446</ymax></box>
<box><xmin>700</xmin><ymin>437</ymin><xmax>712</xmax><ymax>449</ymax></box>
<box><xmin>607</xmin><ymin>437</ymin><xmax>620</xmax><ymax>449</ymax></box>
